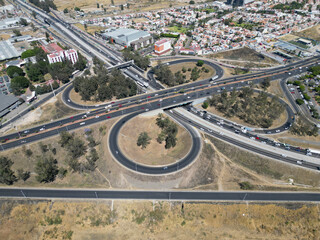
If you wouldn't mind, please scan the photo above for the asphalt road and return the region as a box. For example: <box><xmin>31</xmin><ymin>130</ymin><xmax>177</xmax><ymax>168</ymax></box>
<box><xmin>108</xmin><ymin>111</ymin><xmax>201</xmax><ymax>174</ymax></box>
<box><xmin>170</xmin><ymin>109</ymin><xmax>320</xmax><ymax>171</ymax></box>
<box><xmin>1</xmin><ymin>188</ymin><xmax>319</xmax><ymax>201</ymax></box>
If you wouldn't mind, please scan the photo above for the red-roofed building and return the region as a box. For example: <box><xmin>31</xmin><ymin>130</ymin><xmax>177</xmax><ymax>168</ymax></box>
<box><xmin>41</xmin><ymin>43</ymin><xmax>79</xmax><ymax>64</ymax></box>
<box><xmin>41</xmin><ymin>43</ymin><xmax>64</xmax><ymax>54</ymax></box>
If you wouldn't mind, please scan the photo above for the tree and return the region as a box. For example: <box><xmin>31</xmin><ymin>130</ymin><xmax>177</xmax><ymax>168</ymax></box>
<box><xmin>13</xmin><ymin>29</ymin><xmax>21</xmax><ymax>36</ymax></box>
<box><xmin>31</xmin><ymin>10</ymin><xmax>37</xmax><ymax>18</ymax></box>
<box><xmin>111</xmin><ymin>0</ymin><xmax>114</xmax><ymax>5</ymax></box>
<box><xmin>165</xmin><ymin>134</ymin><xmax>177</xmax><ymax>149</ymax></box>
<box><xmin>137</xmin><ymin>132</ymin><xmax>151</xmax><ymax>149</ymax></box>
<box><xmin>6</xmin><ymin>66</ymin><xmax>24</xmax><ymax>78</ymax></box>
<box><xmin>19</xmin><ymin>18</ymin><xmax>28</xmax><ymax>26</ymax></box>
<box><xmin>59</xmin><ymin>131</ymin><xmax>73</xmax><ymax>147</ymax></box>
<box><xmin>261</xmin><ymin>78</ymin><xmax>270</xmax><ymax>90</ymax></box>
<box><xmin>238</xmin><ymin>17</ymin><xmax>243</xmax><ymax>25</ymax></box>
<box><xmin>0</xmin><ymin>157</ymin><xmax>17</xmax><ymax>185</ymax></box>
<box><xmin>63</xmin><ymin>8</ymin><xmax>68</xmax><ymax>13</ymax></box>
<box><xmin>26</xmin><ymin>64</ymin><xmax>42</xmax><ymax>81</ymax></box>
<box><xmin>196</xmin><ymin>60</ymin><xmax>204</xmax><ymax>67</ymax></box>
<box><xmin>45</xmin><ymin>32</ymin><xmax>50</xmax><ymax>42</ymax></box>
<box><xmin>17</xmin><ymin>168</ymin><xmax>30</xmax><ymax>182</ymax></box>
<box><xmin>35</xmin><ymin>156</ymin><xmax>59</xmax><ymax>183</ymax></box>
<box><xmin>21</xmin><ymin>49</ymin><xmax>36</xmax><ymax>59</ymax></box>
<box><xmin>66</xmin><ymin>137</ymin><xmax>87</xmax><ymax>159</ymax></box>
<box><xmin>120</xmin><ymin>4</ymin><xmax>124</xmax><ymax>10</ymax></box>
<box><xmin>74</xmin><ymin>7</ymin><xmax>80</xmax><ymax>11</ymax></box>
<box><xmin>11</xmin><ymin>76</ymin><xmax>30</xmax><ymax>95</ymax></box>
<box><xmin>97</xmin><ymin>3</ymin><xmax>100</xmax><ymax>8</ymax></box>
<box><xmin>202</xmin><ymin>101</ymin><xmax>209</xmax><ymax>109</ymax></box>
<box><xmin>189</xmin><ymin>0</ymin><xmax>195</xmax><ymax>4</ymax></box>
<box><xmin>296</xmin><ymin>99</ymin><xmax>304</xmax><ymax>105</ymax></box>
<box><xmin>98</xmin><ymin>85</ymin><xmax>112</xmax><ymax>101</ymax></box>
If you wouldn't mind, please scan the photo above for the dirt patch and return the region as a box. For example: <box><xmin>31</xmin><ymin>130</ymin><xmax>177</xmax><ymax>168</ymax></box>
<box><xmin>1</xmin><ymin>200</ymin><xmax>319</xmax><ymax>240</ymax></box>
<box><xmin>69</xmin><ymin>88</ymin><xmax>112</xmax><ymax>106</ymax></box>
<box><xmin>293</xmin><ymin>24</ymin><xmax>320</xmax><ymax>41</ymax></box>
<box><xmin>208</xmin><ymin>47</ymin><xmax>278</xmax><ymax>65</ymax></box>
<box><xmin>169</xmin><ymin>62</ymin><xmax>216</xmax><ymax>82</ymax></box>
<box><xmin>118</xmin><ymin>114</ymin><xmax>192</xmax><ymax>166</ymax></box>
<box><xmin>74</xmin><ymin>23</ymin><xmax>105</xmax><ymax>34</ymax></box>
<box><xmin>16</xmin><ymin>94</ymin><xmax>80</xmax><ymax>131</ymax></box>
<box><xmin>279</xmin><ymin>34</ymin><xmax>300</xmax><ymax>42</ymax></box>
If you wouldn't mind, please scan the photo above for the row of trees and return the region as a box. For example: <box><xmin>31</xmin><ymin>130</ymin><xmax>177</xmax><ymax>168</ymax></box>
<box><xmin>156</xmin><ymin>114</ymin><xmax>178</xmax><ymax>149</ymax></box>
<box><xmin>206</xmin><ymin>87</ymin><xmax>285</xmax><ymax>128</ymax></box>
<box><xmin>73</xmin><ymin>59</ymin><xmax>137</xmax><ymax>101</ymax></box>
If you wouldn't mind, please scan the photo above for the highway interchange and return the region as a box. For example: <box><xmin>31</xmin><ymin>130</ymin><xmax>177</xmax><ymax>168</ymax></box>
<box><xmin>0</xmin><ymin>0</ymin><xmax>320</xmax><ymax>201</ymax></box>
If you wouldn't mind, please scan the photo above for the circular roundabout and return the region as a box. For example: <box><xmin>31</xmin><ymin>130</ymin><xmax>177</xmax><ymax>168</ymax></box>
<box><xmin>108</xmin><ymin>111</ymin><xmax>202</xmax><ymax>175</ymax></box>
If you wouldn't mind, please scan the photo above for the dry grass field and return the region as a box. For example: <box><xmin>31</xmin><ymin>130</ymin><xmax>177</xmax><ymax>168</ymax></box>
<box><xmin>0</xmin><ymin>200</ymin><xmax>319</xmax><ymax>240</ymax></box>
<box><xmin>54</xmin><ymin>0</ymin><xmax>187</xmax><ymax>14</ymax></box>
<box><xmin>118</xmin><ymin>114</ymin><xmax>192</xmax><ymax>166</ymax></box>
<box><xmin>209</xmin><ymin>47</ymin><xmax>279</xmax><ymax>65</ymax></box>
<box><xmin>293</xmin><ymin>24</ymin><xmax>320</xmax><ymax>41</ymax></box>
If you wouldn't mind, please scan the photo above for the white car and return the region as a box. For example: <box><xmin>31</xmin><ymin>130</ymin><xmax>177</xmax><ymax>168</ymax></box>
<box><xmin>276</xmin><ymin>130</ymin><xmax>280</xmax><ymax>133</ymax></box>
<box><xmin>39</xmin><ymin>128</ymin><xmax>45</xmax><ymax>131</ymax></box>
<box><xmin>281</xmin><ymin>154</ymin><xmax>287</xmax><ymax>157</ymax></box>
<box><xmin>95</xmin><ymin>115</ymin><xmax>100</xmax><ymax>118</ymax></box>
<box><xmin>80</xmin><ymin>122</ymin><xmax>85</xmax><ymax>126</ymax></box>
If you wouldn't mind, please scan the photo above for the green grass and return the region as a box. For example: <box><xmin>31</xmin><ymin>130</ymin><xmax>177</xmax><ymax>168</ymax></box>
<box><xmin>168</xmin><ymin>26</ymin><xmax>189</xmax><ymax>34</ymax></box>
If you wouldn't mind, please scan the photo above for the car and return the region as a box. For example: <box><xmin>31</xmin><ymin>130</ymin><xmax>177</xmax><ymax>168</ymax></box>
<box><xmin>306</xmin><ymin>152</ymin><xmax>312</xmax><ymax>156</ymax></box>
<box><xmin>219</xmin><ymin>132</ymin><xmax>224</xmax><ymax>135</ymax></box>
<box><xmin>82</xmin><ymin>115</ymin><xmax>87</xmax><ymax>119</ymax></box>
<box><xmin>67</xmin><ymin>99</ymin><xmax>71</xmax><ymax>102</ymax></box>
<box><xmin>80</xmin><ymin>122</ymin><xmax>85</xmax><ymax>126</ymax></box>
<box><xmin>39</xmin><ymin>127</ymin><xmax>45</xmax><ymax>131</ymax></box>
<box><xmin>23</xmin><ymin>130</ymin><xmax>29</xmax><ymax>134</ymax></box>
<box><xmin>141</xmin><ymin>107</ymin><xmax>144</xmax><ymax>109</ymax></box>
<box><xmin>95</xmin><ymin>115</ymin><xmax>99</xmax><ymax>118</ymax></box>
<box><xmin>276</xmin><ymin>130</ymin><xmax>280</xmax><ymax>133</ymax></box>
<box><xmin>208</xmin><ymin>129</ymin><xmax>213</xmax><ymax>133</ymax></box>
<box><xmin>255</xmin><ymin>136</ymin><xmax>260</xmax><ymax>140</ymax></box>
<box><xmin>281</xmin><ymin>154</ymin><xmax>287</xmax><ymax>157</ymax></box>
<box><xmin>267</xmin><ymin>131</ymin><xmax>271</xmax><ymax>134</ymax></box>
<box><xmin>106</xmin><ymin>116</ymin><xmax>111</xmax><ymax>119</ymax></box>
<box><xmin>200</xmin><ymin>128</ymin><xmax>204</xmax><ymax>131</ymax></box>
<box><xmin>296</xmin><ymin>160</ymin><xmax>303</xmax><ymax>165</ymax></box>
<box><xmin>250</xmin><ymin>137</ymin><xmax>255</xmax><ymax>140</ymax></box>
<box><xmin>145</xmin><ymin>109</ymin><xmax>149</xmax><ymax>111</ymax></box>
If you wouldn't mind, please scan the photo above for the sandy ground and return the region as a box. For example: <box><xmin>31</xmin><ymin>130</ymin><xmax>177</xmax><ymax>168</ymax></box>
<box><xmin>0</xmin><ymin>199</ymin><xmax>319</xmax><ymax>240</ymax></box>
<box><xmin>118</xmin><ymin>114</ymin><xmax>192</xmax><ymax>166</ymax></box>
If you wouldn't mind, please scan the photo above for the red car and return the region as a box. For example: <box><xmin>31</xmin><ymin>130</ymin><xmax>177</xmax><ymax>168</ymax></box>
<box><xmin>255</xmin><ymin>137</ymin><xmax>260</xmax><ymax>140</ymax></box>
<box><xmin>147</xmin><ymin>96</ymin><xmax>151</xmax><ymax>98</ymax></box>
<box><xmin>106</xmin><ymin>116</ymin><xmax>111</xmax><ymax>119</ymax></box>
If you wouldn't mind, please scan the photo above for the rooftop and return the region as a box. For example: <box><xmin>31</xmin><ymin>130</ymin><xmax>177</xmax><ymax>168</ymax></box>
<box><xmin>0</xmin><ymin>94</ymin><xmax>19</xmax><ymax>117</ymax></box>
<box><xmin>41</xmin><ymin>43</ymin><xmax>64</xmax><ymax>54</ymax></box>
<box><xmin>0</xmin><ymin>40</ymin><xmax>20</xmax><ymax>61</ymax></box>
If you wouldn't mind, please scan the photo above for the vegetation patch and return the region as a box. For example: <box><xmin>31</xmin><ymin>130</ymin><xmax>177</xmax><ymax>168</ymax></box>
<box><xmin>207</xmin><ymin>87</ymin><xmax>285</xmax><ymax>128</ymax></box>
<box><xmin>73</xmin><ymin>57</ymin><xmax>137</xmax><ymax>102</ymax></box>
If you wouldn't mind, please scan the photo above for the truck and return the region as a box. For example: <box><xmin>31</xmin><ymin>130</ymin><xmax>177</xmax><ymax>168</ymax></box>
<box><xmin>210</xmin><ymin>76</ymin><xmax>218</xmax><ymax>82</ymax></box>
